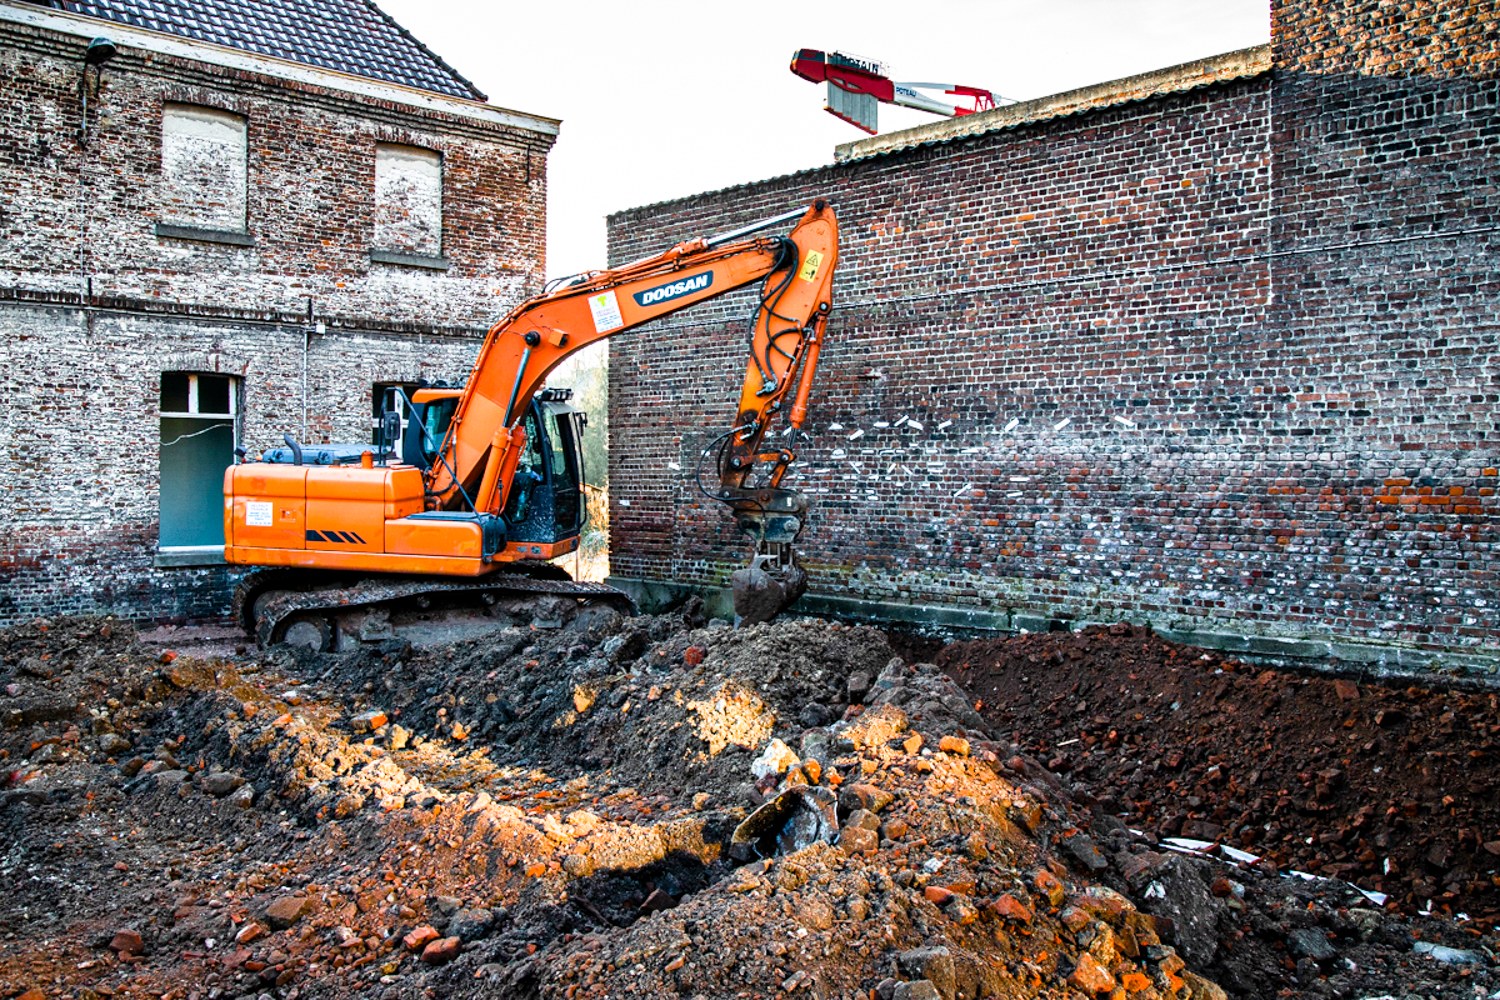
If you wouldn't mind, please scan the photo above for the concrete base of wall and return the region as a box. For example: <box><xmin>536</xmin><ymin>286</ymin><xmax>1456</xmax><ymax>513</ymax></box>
<box><xmin>606</xmin><ymin>576</ymin><xmax>1500</xmax><ymax>685</ymax></box>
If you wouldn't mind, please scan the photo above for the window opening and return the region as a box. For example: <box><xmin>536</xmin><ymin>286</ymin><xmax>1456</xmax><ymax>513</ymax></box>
<box><xmin>374</xmin><ymin>143</ymin><xmax>442</xmax><ymax>257</ymax></box>
<box><xmin>159</xmin><ymin>372</ymin><xmax>238</xmax><ymax>549</ymax></box>
<box><xmin>160</xmin><ymin>104</ymin><xmax>248</xmax><ymax>233</ymax></box>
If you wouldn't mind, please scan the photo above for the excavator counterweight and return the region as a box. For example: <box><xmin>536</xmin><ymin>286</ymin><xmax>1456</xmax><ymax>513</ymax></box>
<box><xmin>225</xmin><ymin>202</ymin><xmax>840</xmax><ymax>648</ymax></box>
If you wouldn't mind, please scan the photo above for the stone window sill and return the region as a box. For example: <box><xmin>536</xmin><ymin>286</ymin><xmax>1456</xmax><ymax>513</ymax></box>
<box><xmin>154</xmin><ymin>545</ymin><xmax>226</xmax><ymax>568</ymax></box>
<box><xmin>155</xmin><ymin>223</ymin><xmax>255</xmax><ymax>247</ymax></box>
<box><xmin>371</xmin><ymin>249</ymin><xmax>450</xmax><ymax>271</ymax></box>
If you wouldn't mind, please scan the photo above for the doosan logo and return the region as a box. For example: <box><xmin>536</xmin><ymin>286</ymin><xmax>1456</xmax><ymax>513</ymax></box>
<box><xmin>634</xmin><ymin>272</ymin><xmax>713</xmax><ymax>307</ymax></box>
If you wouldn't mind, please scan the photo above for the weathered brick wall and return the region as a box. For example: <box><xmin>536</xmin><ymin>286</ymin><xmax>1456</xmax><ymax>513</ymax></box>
<box><xmin>0</xmin><ymin>304</ymin><xmax>480</xmax><ymax>622</ymax></box>
<box><xmin>0</xmin><ymin>17</ymin><xmax>553</xmax><ymax>623</ymax></box>
<box><xmin>1261</xmin><ymin>0</ymin><xmax>1499</xmax><ymax>657</ymax></box>
<box><xmin>0</xmin><ymin>18</ymin><xmax>551</xmax><ymax>324</ymax></box>
<box><xmin>607</xmin><ymin>1</ymin><xmax>1498</xmax><ymax>669</ymax></box>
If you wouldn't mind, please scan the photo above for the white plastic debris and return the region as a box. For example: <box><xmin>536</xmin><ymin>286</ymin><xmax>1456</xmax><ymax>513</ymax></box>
<box><xmin>1001</xmin><ymin>417</ymin><xmax>1020</xmax><ymax>433</ymax></box>
<box><xmin>750</xmin><ymin>738</ymin><xmax>800</xmax><ymax>780</ymax></box>
<box><xmin>1054</xmin><ymin>417</ymin><xmax>1071</xmax><ymax>431</ymax></box>
<box><xmin>937</xmin><ymin>420</ymin><xmax>952</xmax><ymax>431</ymax></box>
<box><xmin>1413</xmin><ymin>941</ymin><xmax>1482</xmax><ymax>965</ymax></box>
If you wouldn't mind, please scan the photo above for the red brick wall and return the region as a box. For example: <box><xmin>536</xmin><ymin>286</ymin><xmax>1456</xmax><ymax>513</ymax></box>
<box><xmin>606</xmin><ymin>3</ymin><xmax>1498</xmax><ymax>667</ymax></box>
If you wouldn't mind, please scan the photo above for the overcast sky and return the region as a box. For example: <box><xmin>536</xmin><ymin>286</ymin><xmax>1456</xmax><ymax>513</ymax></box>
<box><xmin>376</xmin><ymin>0</ymin><xmax>1271</xmax><ymax>280</ymax></box>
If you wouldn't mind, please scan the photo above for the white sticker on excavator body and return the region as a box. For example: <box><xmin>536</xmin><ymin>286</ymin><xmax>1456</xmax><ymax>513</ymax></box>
<box><xmin>245</xmin><ymin>500</ymin><xmax>273</xmax><ymax>527</ymax></box>
<box><xmin>588</xmin><ymin>290</ymin><xmax>624</xmax><ymax>333</ymax></box>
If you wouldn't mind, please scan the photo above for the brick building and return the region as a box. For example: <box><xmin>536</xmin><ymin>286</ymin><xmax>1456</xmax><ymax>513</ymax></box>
<box><xmin>606</xmin><ymin>0</ymin><xmax>1499</xmax><ymax>675</ymax></box>
<box><xmin>0</xmin><ymin>0</ymin><xmax>557</xmax><ymax>622</ymax></box>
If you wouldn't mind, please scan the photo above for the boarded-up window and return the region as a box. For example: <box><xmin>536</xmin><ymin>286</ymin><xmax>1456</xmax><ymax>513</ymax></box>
<box><xmin>160</xmin><ymin>372</ymin><xmax>238</xmax><ymax>548</ymax></box>
<box><xmin>161</xmin><ymin>104</ymin><xmax>248</xmax><ymax>232</ymax></box>
<box><xmin>374</xmin><ymin>144</ymin><xmax>442</xmax><ymax>256</ymax></box>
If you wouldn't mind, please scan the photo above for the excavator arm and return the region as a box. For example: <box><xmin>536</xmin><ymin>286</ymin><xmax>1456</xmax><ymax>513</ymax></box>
<box><xmin>430</xmin><ymin>201</ymin><xmax>837</xmax><ymax>514</ymax></box>
<box><xmin>427</xmin><ymin>201</ymin><xmax>839</xmax><ymax>620</ymax></box>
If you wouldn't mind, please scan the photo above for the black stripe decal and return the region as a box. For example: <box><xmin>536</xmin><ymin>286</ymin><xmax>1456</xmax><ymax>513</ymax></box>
<box><xmin>305</xmin><ymin>529</ymin><xmax>325</xmax><ymax>542</ymax></box>
<box><xmin>350</xmin><ymin>532</ymin><xmax>366</xmax><ymax>544</ymax></box>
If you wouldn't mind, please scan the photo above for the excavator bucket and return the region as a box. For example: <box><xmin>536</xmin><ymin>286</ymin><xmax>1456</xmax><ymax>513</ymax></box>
<box><xmin>725</xmin><ymin>488</ymin><xmax>809</xmax><ymax>625</ymax></box>
<box><xmin>731</xmin><ymin>552</ymin><xmax>808</xmax><ymax>626</ymax></box>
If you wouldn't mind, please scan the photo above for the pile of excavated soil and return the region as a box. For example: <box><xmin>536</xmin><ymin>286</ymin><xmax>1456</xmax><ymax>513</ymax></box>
<box><xmin>939</xmin><ymin>624</ymin><xmax>1500</xmax><ymax>923</ymax></box>
<box><xmin>941</xmin><ymin>623</ymin><xmax>1500</xmax><ymax>995</ymax></box>
<box><xmin>2</xmin><ymin>612</ymin><xmax>1497</xmax><ymax>1000</ymax></box>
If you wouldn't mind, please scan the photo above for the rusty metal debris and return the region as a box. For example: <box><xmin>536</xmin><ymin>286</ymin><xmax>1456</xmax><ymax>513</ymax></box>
<box><xmin>730</xmin><ymin>784</ymin><xmax>838</xmax><ymax>858</ymax></box>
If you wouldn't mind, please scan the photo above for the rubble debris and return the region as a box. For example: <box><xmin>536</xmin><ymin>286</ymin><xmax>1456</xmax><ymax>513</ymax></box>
<box><xmin>0</xmin><ymin>613</ymin><xmax>1495</xmax><ymax>1000</ymax></box>
<box><xmin>731</xmin><ymin>784</ymin><xmax>839</xmax><ymax>857</ymax></box>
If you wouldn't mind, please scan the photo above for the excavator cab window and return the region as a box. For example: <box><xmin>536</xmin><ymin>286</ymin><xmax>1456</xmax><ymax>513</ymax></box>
<box><xmin>502</xmin><ymin>401</ymin><xmax>585</xmax><ymax>544</ymax></box>
<box><xmin>397</xmin><ymin>393</ymin><xmax>459</xmax><ymax>471</ymax></box>
<box><xmin>503</xmin><ymin>410</ymin><xmax>545</xmax><ymax>525</ymax></box>
<box><xmin>543</xmin><ymin>407</ymin><xmax>584</xmax><ymax>534</ymax></box>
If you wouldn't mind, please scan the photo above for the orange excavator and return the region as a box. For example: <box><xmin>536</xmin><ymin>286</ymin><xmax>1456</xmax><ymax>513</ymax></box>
<box><xmin>225</xmin><ymin>201</ymin><xmax>838</xmax><ymax>649</ymax></box>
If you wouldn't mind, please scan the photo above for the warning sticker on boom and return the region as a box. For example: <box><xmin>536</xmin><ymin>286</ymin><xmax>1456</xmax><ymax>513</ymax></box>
<box><xmin>798</xmin><ymin>249</ymin><xmax>825</xmax><ymax>283</ymax></box>
<box><xmin>588</xmin><ymin>290</ymin><xmax>624</xmax><ymax>333</ymax></box>
<box><xmin>246</xmin><ymin>500</ymin><xmax>273</xmax><ymax>527</ymax></box>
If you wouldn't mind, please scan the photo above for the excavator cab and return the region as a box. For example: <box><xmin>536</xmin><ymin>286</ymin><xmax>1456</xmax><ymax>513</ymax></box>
<box><xmin>391</xmin><ymin>387</ymin><xmax>587</xmax><ymax>548</ymax></box>
<box><xmin>502</xmin><ymin>392</ymin><xmax>586</xmax><ymax>545</ymax></box>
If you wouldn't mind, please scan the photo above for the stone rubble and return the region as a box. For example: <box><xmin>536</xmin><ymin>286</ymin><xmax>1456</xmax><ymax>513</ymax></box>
<box><xmin>0</xmin><ymin>614</ymin><xmax>1495</xmax><ymax>1000</ymax></box>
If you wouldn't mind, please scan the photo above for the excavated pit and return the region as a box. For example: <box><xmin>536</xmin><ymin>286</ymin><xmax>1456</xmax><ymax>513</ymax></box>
<box><xmin>2</xmin><ymin>612</ymin><xmax>1498</xmax><ymax>1000</ymax></box>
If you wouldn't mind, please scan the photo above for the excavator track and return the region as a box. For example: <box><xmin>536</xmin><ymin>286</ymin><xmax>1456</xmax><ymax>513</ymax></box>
<box><xmin>234</xmin><ymin>567</ymin><xmax>637</xmax><ymax>652</ymax></box>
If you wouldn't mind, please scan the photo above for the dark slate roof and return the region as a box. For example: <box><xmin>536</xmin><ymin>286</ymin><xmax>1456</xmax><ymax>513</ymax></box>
<box><xmin>27</xmin><ymin>0</ymin><xmax>485</xmax><ymax>100</ymax></box>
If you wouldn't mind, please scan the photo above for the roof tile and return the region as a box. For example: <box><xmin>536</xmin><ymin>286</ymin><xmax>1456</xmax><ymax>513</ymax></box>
<box><xmin>29</xmin><ymin>0</ymin><xmax>485</xmax><ymax>100</ymax></box>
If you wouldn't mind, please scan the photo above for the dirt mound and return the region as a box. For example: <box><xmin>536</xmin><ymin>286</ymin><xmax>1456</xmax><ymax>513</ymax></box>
<box><xmin>309</xmin><ymin>607</ymin><xmax>896</xmax><ymax>800</ymax></box>
<box><xmin>939</xmin><ymin>624</ymin><xmax>1500</xmax><ymax>923</ymax></box>
<box><xmin>2</xmin><ymin>613</ymin><xmax>1497</xmax><ymax>1000</ymax></box>
<box><xmin>941</xmin><ymin>623</ymin><xmax>1500</xmax><ymax>995</ymax></box>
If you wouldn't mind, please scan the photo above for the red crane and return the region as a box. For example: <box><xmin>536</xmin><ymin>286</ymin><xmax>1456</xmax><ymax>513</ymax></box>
<box><xmin>790</xmin><ymin>48</ymin><xmax>1009</xmax><ymax>135</ymax></box>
